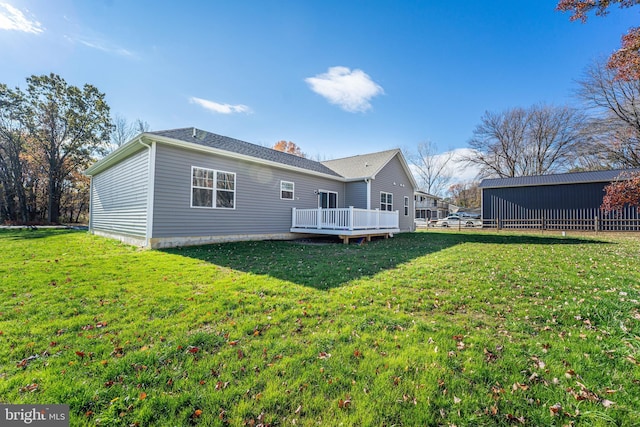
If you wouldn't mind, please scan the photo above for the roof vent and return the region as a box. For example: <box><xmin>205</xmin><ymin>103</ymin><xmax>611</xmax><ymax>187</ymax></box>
<box><xmin>192</xmin><ymin>127</ymin><xmax>197</xmax><ymax>138</ymax></box>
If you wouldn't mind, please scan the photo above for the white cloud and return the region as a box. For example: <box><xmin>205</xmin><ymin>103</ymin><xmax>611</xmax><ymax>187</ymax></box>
<box><xmin>64</xmin><ymin>35</ymin><xmax>137</xmax><ymax>58</ymax></box>
<box><xmin>189</xmin><ymin>97</ymin><xmax>252</xmax><ymax>114</ymax></box>
<box><xmin>0</xmin><ymin>2</ymin><xmax>43</xmax><ymax>34</ymax></box>
<box><xmin>305</xmin><ymin>66</ymin><xmax>383</xmax><ymax>113</ymax></box>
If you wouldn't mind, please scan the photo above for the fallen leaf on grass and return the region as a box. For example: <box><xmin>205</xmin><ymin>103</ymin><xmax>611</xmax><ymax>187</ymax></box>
<box><xmin>549</xmin><ymin>403</ymin><xmax>562</xmax><ymax>416</ymax></box>
<box><xmin>139</xmin><ymin>392</ymin><xmax>147</xmax><ymax>400</ymax></box>
<box><xmin>187</xmin><ymin>346</ymin><xmax>199</xmax><ymax>354</ymax></box>
<box><xmin>512</xmin><ymin>382</ymin><xmax>528</xmax><ymax>392</ymax></box>
<box><xmin>338</xmin><ymin>396</ymin><xmax>351</xmax><ymax>409</ymax></box>
<box><xmin>318</xmin><ymin>352</ymin><xmax>331</xmax><ymax>359</ymax></box>
<box><xmin>601</xmin><ymin>399</ymin><xmax>615</xmax><ymax>408</ymax></box>
<box><xmin>484</xmin><ymin>348</ymin><xmax>498</xmax><ymax>363</ymax></box>
<box><xmin>215</xmin><ymin>381</ymin><xmax>229</xmax><ymax>390</ymax></box>
<box><xmin>19</xmin><ymin>383</ymin><xmax>38</xmax><ymax>393</ymax></box>
<box><xmin>193</xmin><ymin>409</ymin><xmax>203</xmax><ymax>418</ymax></box>
<box><xmin>454</xmin><ymin>396</ymin><xmax>461</xmax><ymax>404</ymax></box>
<box><xmin>505</xmin><ymin>413</ymin><xmax>525</xmax><ymax>424</ymax></box>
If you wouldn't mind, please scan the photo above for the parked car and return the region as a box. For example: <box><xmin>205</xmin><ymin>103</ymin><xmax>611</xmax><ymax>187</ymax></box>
<box><xmin>436</xmin><ymin>215</ymin><xmax>481</xmax><ymax>228</ymax></box>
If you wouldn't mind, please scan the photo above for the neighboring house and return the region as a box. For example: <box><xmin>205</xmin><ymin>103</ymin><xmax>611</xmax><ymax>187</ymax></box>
<box><xmin>85</xmin><ymin>128</ymin><xmax>417</xmax><ymax>248</ymax></box>
<box><xmin>414</xmin><ymin>190</ymin><xmax>450</xmax><ymax>223</ymax></box>
<box><xmin>479</xmin><ymin>169</ymin><xmax>640</xmax><ymax>230</ymax></box>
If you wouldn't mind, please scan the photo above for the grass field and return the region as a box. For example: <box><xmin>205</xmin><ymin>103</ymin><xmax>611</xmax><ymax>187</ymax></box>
<box><xmin>1</xmin><ymin>228</ymin><xmax>639</xmax><ymax>426</ymax></box>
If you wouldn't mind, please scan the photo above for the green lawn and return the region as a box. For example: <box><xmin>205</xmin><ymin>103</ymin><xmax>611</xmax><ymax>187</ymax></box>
<box><xmin>1</xmin><ymin>229</ymin><xmax>639</xmax><ymax>426</ymax></box>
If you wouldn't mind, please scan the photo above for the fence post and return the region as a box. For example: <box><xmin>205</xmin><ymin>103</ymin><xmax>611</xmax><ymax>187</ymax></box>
<box><xmin>292</xmin><ymin>208</ymin><xmax>297</xmax><ymax>228</ymax></box>
<box><xmin>595</xmin><ymin>214</ymin><xmax>599</xmax><ymax>232</ymax></box>
<box><xmin>317</xmin><ymin>207</ymin><xmax>322</xmax><ymax>229</ymax></box>
<box><xmin>376</xmin><ymin>209</ymin><xmax>380</xmax><ymax>229</ymax></box>
<box><xmin>349</xmin><ymin>206</ymin><xmax>354</xmax><ymax>231</ymax></box>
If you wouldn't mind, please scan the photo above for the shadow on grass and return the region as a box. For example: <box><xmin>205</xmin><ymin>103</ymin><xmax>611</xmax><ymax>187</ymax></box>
<box><xmin>162</xmin><ymin>231</ymin><xmax>607</xmax><ymax>290</ymax></box>
<box><xmin>0</xmin><ymin>228</ymin><xmax>77</xmax><ymax>240</ymax></box>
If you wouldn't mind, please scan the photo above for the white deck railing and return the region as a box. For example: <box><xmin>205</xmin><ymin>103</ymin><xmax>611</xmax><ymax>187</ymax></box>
<box><xmin>292</xmin><ymin>207</ymin><xmax>399</xmax><ymax>231</ymax></box>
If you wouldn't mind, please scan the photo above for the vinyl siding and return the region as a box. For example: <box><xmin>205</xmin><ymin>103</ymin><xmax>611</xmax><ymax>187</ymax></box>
<box><xmin>90</xmin><ymin>148</ymin><xmax>149</xmax><ymax>237</ymax></box>
<box><xmin>151</xmin><ymin>144</ymin><xmax>345</xmax><ymax>238</ymax></box>
<box><xmin>370</xmin><ymin>155</ymin><xmax>415</xmax><ymax>232</ymax></box>
<box><xmin>344</xmin><ymin>181</ymin><xmax>368</xmax><ymax>208</ymax></box>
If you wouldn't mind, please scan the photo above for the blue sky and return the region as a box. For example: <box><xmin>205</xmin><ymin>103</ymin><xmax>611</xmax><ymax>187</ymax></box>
<box><xmin>0</xmin><ymin>1</ymin><xmax>636</xmax><ymax>164</ymax></box>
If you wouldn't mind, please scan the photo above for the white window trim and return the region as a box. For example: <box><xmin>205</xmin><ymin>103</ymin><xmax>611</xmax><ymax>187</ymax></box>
<box><xmin>190</xmin><ymin>166</ymin><xmax>236</xmax><ymax>210</ymax></box>
<box><xmin>318</xmin><ymin>189</ymin><xmax>338</xmax><ymax>208</ymax></box>
<box><xmin>280</xmin><ymin>180</ymin><xmax>295</xmax><ymax>200</ymax></box>
<box><xmin>380</xmin><ymin>191</ymin><xmax>393</xmax><ymax>211</ymax></box>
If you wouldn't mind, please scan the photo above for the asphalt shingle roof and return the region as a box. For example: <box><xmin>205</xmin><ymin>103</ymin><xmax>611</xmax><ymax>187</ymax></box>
<box><xmin>321</xmin><ymin>149</ymin><xmax>400</xmax><ymax>179</ymax></box>
<box><xmin>479</xmin><ymin>169</ymin><xmax>640</xmax><ymax>189</ymax></box>
<box><xmin>148</xmin><ymin>128</ymin><xmax>341</xmax><ymax>177</ymax></box>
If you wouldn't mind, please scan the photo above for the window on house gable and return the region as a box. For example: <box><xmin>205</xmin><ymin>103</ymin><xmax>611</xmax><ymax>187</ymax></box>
<box><xmin>281</xmin><ymin>181</ymin><xmax>294</xmax><ymax>200</ymax></box>
<box><xmin>380</xmin><ymin>192</ymin><xmax>393</xmax><ymax>211</ymax></box>
<box><xmin>191</xmin><ymin>166</ymin><xmax>235</xmax><ymax>209</ymax></box>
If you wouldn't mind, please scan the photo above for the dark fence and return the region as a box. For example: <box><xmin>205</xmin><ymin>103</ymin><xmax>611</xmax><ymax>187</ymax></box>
<box><xmin>483</xmin><ymin>205</ymin><xmax>640</xmax><ymax>231</ymax></box>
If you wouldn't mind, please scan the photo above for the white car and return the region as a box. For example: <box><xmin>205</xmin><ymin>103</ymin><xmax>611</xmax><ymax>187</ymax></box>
<box><xmin>436</xmin><ymin>216</ymin><xmax>481</xmax><ymax>228</ymax></box>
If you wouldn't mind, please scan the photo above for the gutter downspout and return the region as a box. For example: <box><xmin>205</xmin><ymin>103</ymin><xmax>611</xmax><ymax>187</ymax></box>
<box><xmin>365</xmin><ymin>178</ymin><xmax>371</xmax><ymax>210</ymax></box>
<box><xmin>139</xmin><ymin>137</ymin><xmax>156</xmax><ymax>248</ymax></box>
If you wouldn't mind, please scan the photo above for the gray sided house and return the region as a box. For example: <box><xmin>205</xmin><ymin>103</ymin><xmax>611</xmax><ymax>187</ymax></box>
<box><xmin>85</xmin><ymin>128</ymin><xmax>417</xmax><ymax>248</ymax></box>
<box><xmin>479</xmin><ymin>169</ymin><xmax>640</xmax><ymax>230</ymax></box>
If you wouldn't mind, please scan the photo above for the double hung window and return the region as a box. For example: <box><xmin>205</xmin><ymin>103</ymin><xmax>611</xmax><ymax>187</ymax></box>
<box><xmin>191</xmin><ymin>166</ymin><xmax>235</xmax><ymax>209</ymax></box>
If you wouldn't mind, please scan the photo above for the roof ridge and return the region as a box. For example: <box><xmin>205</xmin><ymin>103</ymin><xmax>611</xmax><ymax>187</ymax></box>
<box><xmin>323</xmin><ymin>148</ymin><xmax>399</xmax><ymax>163</ymax></box>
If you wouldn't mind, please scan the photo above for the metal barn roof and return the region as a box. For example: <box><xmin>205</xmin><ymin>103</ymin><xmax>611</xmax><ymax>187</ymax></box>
<box><xmin>479</xmin><ymin>169</ymin><xmax>640</xmax><ymax>189</ymax></box>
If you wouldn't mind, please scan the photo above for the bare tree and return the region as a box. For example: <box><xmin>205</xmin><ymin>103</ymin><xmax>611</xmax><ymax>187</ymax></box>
<box><xmin>110</xmin><ymin>115</ymin><xmax>150</xmax><ymax>151</ymax></box>
<box><xmin>576</xmin><ymin>60</ymin><xmax>640</xmax><ymax>167</ymax></box>
<box><xmin>134</xmin><ymin>118</ymin><xmax>150</xmax><ymax>134</ymax></box>
<box><xmin>464</xmin><ymin>105</ymin><xmax>587</xmax><ymax>178</ymax></box>
<box><xmin>408</xmin><ymin>140</ymin><xmax>452</xmax><ymax>196</ymax></box>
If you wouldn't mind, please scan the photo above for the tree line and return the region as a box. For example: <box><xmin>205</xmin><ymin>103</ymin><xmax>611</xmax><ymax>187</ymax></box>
<box><xmin>0</xmin><ymin>74</ymin><xmax>111</xmax><ymax>224</ymax></box>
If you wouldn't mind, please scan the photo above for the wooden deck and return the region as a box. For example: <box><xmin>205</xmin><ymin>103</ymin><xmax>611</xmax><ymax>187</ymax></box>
<box><xmin>290</xmin><ymin>207</ymin><xmax>399</xmax><ymax>243</ymax></box>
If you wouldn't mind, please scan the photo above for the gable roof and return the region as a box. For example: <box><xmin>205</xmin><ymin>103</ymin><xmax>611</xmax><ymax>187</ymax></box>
<box><xmin>322</xmin><ymin>149</ymin><xmax>398</xmax><ymax>178</ymax></box>
<box><xmin>149</xmin><ymin>128</ymin><xmax>341</xmax><ymax>177</ymax></box>
<box><xmin>322</xmin><ymin>149</ymin><xmax>418</xmax><ymax>188</ymax></box>
<box><xmin>479</xmin><ymin>169</ymin><xmax>640</xmax><ymax>189</ymax></box>
<box><xmin>86</xmin><ymin>127</ymin><xmax>417</xmax><ymax>189</ymax></box>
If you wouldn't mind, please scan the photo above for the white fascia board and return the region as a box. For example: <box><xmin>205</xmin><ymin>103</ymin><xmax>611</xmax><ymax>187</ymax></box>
<box><xmin>149</xmin><ymin>133</ymin><xmax>346</xmax><ymax>182</ymax></box>
<box><xmin>85</xmin><ymin>136</ymin><xmax>146</xmax><ymax>176</ymax></box>
<box><xmin>343</xmin><ymin>176</ymin><xmax>375</xmax><ymax>182</ymax></box>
